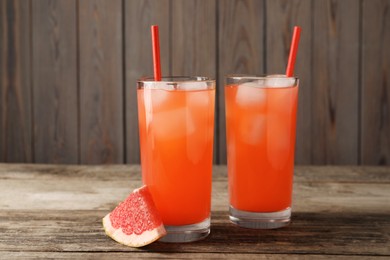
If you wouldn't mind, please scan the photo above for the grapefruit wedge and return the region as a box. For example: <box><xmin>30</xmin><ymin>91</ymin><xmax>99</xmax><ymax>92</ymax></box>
<box><xmin>103</xmin><ymin>186</ymin><xmax>166</xmax><ymax>247</ymax></box>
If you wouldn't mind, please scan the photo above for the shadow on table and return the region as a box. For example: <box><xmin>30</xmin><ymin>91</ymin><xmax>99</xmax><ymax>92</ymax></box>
<box><xmin>143</xmin><ymin>211</ymin><xmax>390</xmax><ymax>255</ymax></box>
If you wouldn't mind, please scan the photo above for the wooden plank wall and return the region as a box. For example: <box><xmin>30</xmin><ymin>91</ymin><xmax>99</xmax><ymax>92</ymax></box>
<box><xmin>0</xmin><ymin>0</ymin><xmax>32</xmax><ymax>162</ymax></box>
<box><xmin>32</xmin><ymin>0</ymin><xmax>78</xmax><ymax>163</ymax></box>
<box><xmin>79</xmin><ymin>0</ymin><xmax>123</xmax><ymax>164</ymax></box>
<box><xmin>0</xmin><ymin>0</ymin><xmax>389</xmax><ymax>165</ymax></box>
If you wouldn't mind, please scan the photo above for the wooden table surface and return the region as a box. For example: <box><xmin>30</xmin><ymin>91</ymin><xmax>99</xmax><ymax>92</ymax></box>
<box><xmin>0</xmin><ymin>164</ymin><xmax>389</xmax><ymax>259</ymax></box>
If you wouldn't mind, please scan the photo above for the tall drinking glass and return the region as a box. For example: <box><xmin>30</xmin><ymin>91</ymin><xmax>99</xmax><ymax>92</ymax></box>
<box><xmin>137</xmin><ymin>76</ymin><xmax>215</xmax><ymax>242</ymax></box>
<box><xmin>225</xmin><ymin>75</ymin><xmax>299</xmax><ymax>229</ymax></box>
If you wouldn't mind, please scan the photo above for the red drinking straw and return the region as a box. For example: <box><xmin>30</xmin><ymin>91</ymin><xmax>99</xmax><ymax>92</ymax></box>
<box><xmin>151</xmin><ymin>25</ymin><xmax>162</xmax><ymax>81</ymax></box>
<box><xmin>286</xmin><ymin>26</ymin><xmax>301</xmax><ymax>77</ymax></box>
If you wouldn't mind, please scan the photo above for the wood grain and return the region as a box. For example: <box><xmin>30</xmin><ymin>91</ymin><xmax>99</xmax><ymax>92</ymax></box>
<box><xmin>218</xmin><ymin>0</ymin><xmax>265</xmax><ymax>163</ymax></box>
<box><xmin>0</xmin><ymin>0</ymin><xmax>32</xmax><ymax>162</ymax></box>
<box><xmin>79</xmin><ymin>0</ymin><xmax>124</xmax><ymax>164</ymax></box>
<box><xmin>312</xmin><ymin>0</ymin><xmax>359</xmax><ymax>164</ymax></box>
<box><xmin>0</xmin><ymin>164</ymin><xmax>389</xmax><ymax>257</ymax></box>
<box><xmin>361</xmin><ymin>0</ymin><xmax>390</xmax><ymax>165</ymax></box>
<box><xmin>124</xmin><ymin>0</ymin><xmax>170</xmax><ymax>164</ymax></box>
<box><xmin>0</xmin><ymin>210</ymin><xmax>388</xmax><ymax>256</ymax></box>
<box><xmin>266</xmin><ymin>0</ymin><xmax>312</xmax><ymax>164</ymax></box>
<box><xmin>1</xmin><ymin>164</ymin><xmax>390</xmax><ymax>213</ymax></box>
<box><xmin>1</xmin><ymin>0</ymin><xmax>390</xmax><ymax>166</ymax></box>
<box><xmin>32</xmin><ymin>0</ymin><xmax>78</xmax><ymax>163</ymax></box>
<box><xmin>171</xmin><ymin>0</ymin><xmax>217</xmax><ymax>162</ymax></box>
<box><xmin>2</xmin><ymin>252</ymin><xmax>386</xmax><ymax>260</ymax></box>
<box><xmin>171</xmin><ymin>0</ymin><xmax>216</xmax><ymax>79</ymax></box>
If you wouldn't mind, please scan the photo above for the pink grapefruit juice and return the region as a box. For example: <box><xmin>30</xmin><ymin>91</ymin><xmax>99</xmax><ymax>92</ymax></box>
<box><xmin>225</xmin><ymin>83</ymin><xmax>298</xmax><ymax>212</ymax></box>
<box><xmin>137</xmin><ymin>87</ymin><xmax>215</xmax><ymax>226</ymax></box>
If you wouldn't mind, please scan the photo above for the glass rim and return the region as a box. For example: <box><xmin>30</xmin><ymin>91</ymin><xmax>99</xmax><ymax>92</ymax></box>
<box><xmin>138</xmin><ymin>76</ymin><xmax>215</xmax><ymax>84</ymax></box>
<box><xmin>226</xmin><ymin>74</ymin><xmax>298</xmax><ymax>81</ymax></box>
<box><xmin>226</xmin><ymin>74</ymin><xmax>299</xmax><ymax>88</ymax></box>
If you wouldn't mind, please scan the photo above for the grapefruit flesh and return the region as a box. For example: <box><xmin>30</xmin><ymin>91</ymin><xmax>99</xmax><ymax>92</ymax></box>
<box><xmin>103</xmin><ymin>186</ymin><xmax>166</xmax><ymax>247</ymax></box>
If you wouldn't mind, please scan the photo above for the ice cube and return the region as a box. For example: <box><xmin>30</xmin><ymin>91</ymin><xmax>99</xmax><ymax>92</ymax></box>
<box><xmin>240</xmin><ymin>114</ymin><xmax>266</xmax><ymax>145</ymax></box>
<box><xmin>236</xmin><ymin>82</ymin><xmax>266</xmax><ymax>107</ymax></box>
<box><xmin>180</xmin><ymin>81</ymin><xmax>208</xmax><ymax>90</ymax></box>
<box><xmin>268</xmin><ymin>87</ymin><xmax>296</xmax><ymax>116</ymax></box>
<box><xmin>187</xmin><ymin>91</ymin><xmax>210</xmax><ymax>108</ymax></box>
<box><xmin>143</xmin><ymin>89</ymin><xmax>171</xmax><ymax>125</ymax></box>
<box><xmin>152</xmin><ymin>107</ymin><xmax>195</xmax><ymax>140</ymax></box>
<box><xmin>151</xmin><ymin>89</ymin><xmax>170</xmax><ymax>107</ymax></box>
<box><xmin>265</xmin><ymin>75</ymin><xmax>296</xmax><ymax>88</ymax></box>
<box><xmin>142</xmin><ymin>89</ymin><xmax>170</xmax><ymax>114</ymax></box>
<box><xmin>266</xmin><ymin>113</ymin><xmax>292</xmax><ymax>169</ymax></box>
<box><xmin>187</xmin><ymin>123</ymin><xmax>213</xmax><ymax>164</ymax></box>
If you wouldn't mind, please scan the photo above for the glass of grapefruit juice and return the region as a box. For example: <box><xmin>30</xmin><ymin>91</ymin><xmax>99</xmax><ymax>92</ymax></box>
<box><xmin>225</xmin><ymin>75</ymin><xmax>298</xmax><ymax>229</ymax></box>
<box><xmin>137</xmin><ymin>76</ymin><xmax>215</xmax><ymax>242</ymax></box>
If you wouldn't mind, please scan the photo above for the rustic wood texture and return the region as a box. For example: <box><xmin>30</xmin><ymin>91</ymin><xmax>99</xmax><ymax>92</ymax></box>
<box><xmin>32</xmin><ymin>0</ymin><xmax>78</xmax><ymax>163</ymax></box>
<box><xmin>266</xmin><ymin>0</ymin><xmax>312</xmax><ymax>164</ymax></box>
<box><xmin>1</xmin><ymin>0</ymin><xmax>390</xmax><ymax>166</ymax></box>
<box><xmin>0</xmin><ymin>0</ymin><xmax>32</xmax><ymax>162</ymax></box>
<box><xmin>312</xmin><ymin>0</ymin><xmax>359</xmax><ymax>164</ymax></box>
<box><xmin>361</xmin><ymin>0</ymin><xmax>390</xmax><ymax>165</ymax></box>
<box><xmin>171</xmin><ymin>0</ymin><xmax>216</xmax><ymax>79</ymax></box>
<box><xmin>171</xmin><ymin>0</ymin><xmax>217</xmax><ymax>162</ymax></box>
<box><xmin>0</xmin><ymin>164</ymin><xmax>389</xmax><ymax>258</ymax></box>
<box><xmin>124</xmin><ymin>0</ymin><xmax>170</xmax><ymax>164</ymax></box>
<box><xmin>79</xmin><ymin>0</ymin><xmax>124</xmax><ymax>164</ymax></box>
<box><xmin>3</xmin><ymin>252</ymin><xmax>388</xmax><ymax>260</ymax></box>
<box><xmin>218</xmin><ymin>0</ymin><xmax>265</xmax><ymax>163</ymax></box>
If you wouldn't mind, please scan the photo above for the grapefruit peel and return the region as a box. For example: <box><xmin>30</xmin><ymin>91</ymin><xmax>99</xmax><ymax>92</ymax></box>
<box><xmin>102</xmin><ymin>186</ymin><xmax>166</xmax><ymax>247</ymax></box>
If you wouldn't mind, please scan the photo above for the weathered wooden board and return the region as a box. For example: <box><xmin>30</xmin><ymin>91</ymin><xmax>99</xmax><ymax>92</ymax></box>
<box><xmin>2</xmin><ymin>252</ymin><xmax>387</xmax><ymax>260</ymax></box>
<box><xmin>0</xmin><ymin>210</ymin><xmax>388</xmax><ymax>255</ymax></box>
<box><xmin>0</xmin><ymin>0</ymin><xmax>32</xmax><ymax>163</ymax></box>
<box><xmin>1</xmin><ymin>165</ymin><xmax>389</xmax><ymax>214</ymax></box>
<box><xmin>79</xmin><ymin>0</ymin><xmax>124</xmax><ymax>164</ymax></box>
<box><xmin>1</xmin><ymin>164</ymin><xmax>390</xmax><ymax>182</ymax></box>
<box><xmin>124</xmin><ymin>0</ymin><xmax>170</xmax><ymax>164</ymax></box>
<box><xmin>32</xmin><ymin>0</ymin><xmax>78</xmax><ymax>163</ymax></box>
<box><xmin>171</xmin><ymin>0</ymin><xmax>216</xmax><ymax>79</ymax></box>
<box><xmin>361</xmin><ymin>0</ymin><xmax>390</xmax><ymax>165</ymax></box>
<box><xmin>218</xmin><ymin>0</ymin><xmax>265</xmax><ymax>164</ymax></box>
<box><xmin>1</xmin><ymin>0</ymin><xmax>390</xmax><ymax>167</ymax></box>
<box><xmin>311</xmin><ymin>0</ymin><xmax>359</xmax><ymax>164</ymax></box>
<box><xmin>0</xmin><ymin>164</ymin><xmax>389</xmax><ymax>257</ymax></box>
<box><xmin>266</xmin><ymin>0</ymin><xmax>312</xmax><ymax>164</ymax></box>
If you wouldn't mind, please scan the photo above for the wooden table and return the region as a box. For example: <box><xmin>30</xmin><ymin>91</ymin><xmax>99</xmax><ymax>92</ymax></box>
<box><xmin>1</xmin><ymin>164</ymin><xmax>389</xmax><ymax>259</ymax></box>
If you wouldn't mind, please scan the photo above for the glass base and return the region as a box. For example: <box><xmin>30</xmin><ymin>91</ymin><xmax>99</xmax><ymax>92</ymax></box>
<box><xmin>229</xmin><ymin>206</ymin><xmax>291</xmax><ymax>229</ymax></box>
<box><xmin>159</xmin><ymin>217</ymin><xmax>210</xmax><ymax>243</ymax></box>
